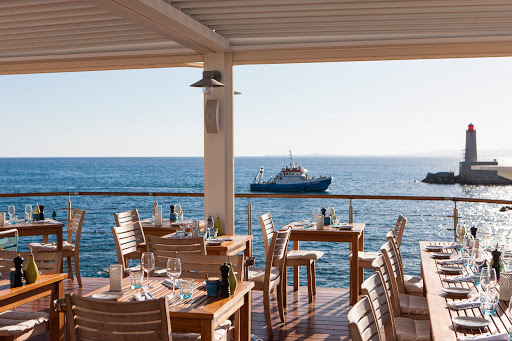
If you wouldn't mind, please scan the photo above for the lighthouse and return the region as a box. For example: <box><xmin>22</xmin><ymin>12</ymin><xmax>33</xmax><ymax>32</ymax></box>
<box><xmin>464</xmin><ymin>123</ymin><xmax>477</xmax><ymax>163</ymax></box>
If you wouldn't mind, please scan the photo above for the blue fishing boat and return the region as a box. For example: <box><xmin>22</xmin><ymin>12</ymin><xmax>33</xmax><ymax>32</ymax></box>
<box><xmin>250</xmin><ymin>151</ymin><xmax>333</xmax><ymax>192</ymax></box>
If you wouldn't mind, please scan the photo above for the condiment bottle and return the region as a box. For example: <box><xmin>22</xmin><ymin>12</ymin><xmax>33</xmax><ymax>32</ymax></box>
<box><xmin>24</xmin><ymin>254</ymin><xmax>39</xmax><ymax>284</ymax></box>
<box><xmin>227</xmin><ymin>258</ymin><xmax>237</xmax><ymax>295</ymax></box>
<box><xmin>33</xmin><ymin>204</ymin><xmax>40</xmax><ymax>221</ymax></box>
<box><xmin>215</xmin><ymin>216</ymin><xmax>223</xmax><ymax>236</ymax></box>
<box><xmin>219</xmin><ymin>263</ymin><xmax>230</xmax><ymax>298</ymax></box>
<box><xmin>12</xmin><ymin>254</ymin><xmax>24</xmax><ymax>287</ymax></box>
<box><xmin>170</xmin><ymin>205</ymin><xmax>177</xmax><ymax>223</ymax></box>
<box><xmin>39</xmin><ymin>205</ymin><xmax>44</xmax><ymax>220</ymax></box>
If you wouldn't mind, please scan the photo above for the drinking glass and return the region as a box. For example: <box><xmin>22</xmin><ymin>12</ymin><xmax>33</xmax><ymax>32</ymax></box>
<box><xmin>166</xmin><ymin>258</ymin><xmax>181</xmax><ymax>297</ymax></box>
<box><xmin>25</xmin><ymin>205</ymin><xmax>33</xmax><ymax>222</ymax></box>
<box><xmin>178</xmin><ymin>278</ymin><xmax>194</xmax><ymax>299</ymax></box>
<box><xmin>10</xmin><ymin>215</ymin><xmax>17</xmax><ymax>225</ymax></box>
<box><xmin>481</xmin><ymin>267</ymin><xmax>497</xmax><ymax>293</ymax></box>
<box><xmin>129</xmin><ymin>268</ymin><xmax>144</xmax><ymax>290</ymax></box>
<box><xmin>141</xmin><ymin>252</ymin><xmax>155</xmax><ymax>289</ymax></box>
<box><xmin>480</xmin><ymin>291</ymin><xmax>498</xmax><ymax>316</ymax></box>
<box><xmin>206</xmin><ymin>216</ymin><xmax>214</xmax><ymax>239</ymax></box>
<box><xmin>481</xmin><ymin>225</ymin><xmax>492</xmax><ymax>249</ymax></box>
<box><xmin>8</xmin><ymin>205</ymin><xmax>15</xmax><ymax>222</ymax></box>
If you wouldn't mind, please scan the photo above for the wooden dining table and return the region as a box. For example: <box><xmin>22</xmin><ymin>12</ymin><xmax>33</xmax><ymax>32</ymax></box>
<box><xmin>420</xmin><ymin>241</ymin><xmax>512</xmax><ymax>340</ymax></box>
<box><xmin>88</xmin><ymin>277</ymin><xmax>254</xmax><ymax>341</ymax></box>
<box><xmin>140</xmin><ymin>218</ymin><xmax>203</xmax><ymax>237</ymax></box>
<box><xmin>0</xmin><ymin>219</ymin><xmax>64</xmax><ymax>251</ymax></box>
<box><xmin>0</xmin><ymin>273</ymin><xmax>67</xmax><ymax>341</ymax></box>
<box><xmin>286</xmin><ymin>222</ymin><xmax>365</xmax><ymax>305</ymax></box>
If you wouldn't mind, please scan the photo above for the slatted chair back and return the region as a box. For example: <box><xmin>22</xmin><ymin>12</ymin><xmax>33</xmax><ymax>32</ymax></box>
<box><xmin>111</xmin><ymin>221</ymin><xmax>146</xmax><ymax>274</ymax></box>
<box><xmin>168</xmin><ymin>253</ymin><xmax>245</xmax><ymax>281</ymax></box>
<box><xmin>386</xmin><ymin>229</ymin><xmax>405</xmax><ymax>282</ymax></box>
<box><xmin>348</xmin><ymin>295</ymin><xmax>383</xmax><ymax>341</ymax></box>
<box><xmin>67</xmin><ymin>209</ymin><xmax>85</xmax><ymax>248</ymax></box>
<box><xmin>371</xmin><ymin>254</ymin><xmax>400</xmax><ymax>318</ymax></box>
<box><xmin>360</xmin><ymin>273</ymin><xmax>396</xmax><ymax>341</ymax></box>
<box><xmin>393</xmin><ymin>215</ymin><xmax>407</xmax><ymax>247</ymax></box>
<box><xmin>146</xmin><ymin>235</ymin><xmax>206</xmax><ymax>270</ymax></box>
<box><xmin>259</xmin><ymin>212</ymin><xmax>275</xmax><ymax>255</ymax></box>
<box><xmin>0</xmin><ymin>228</ymin><xmax>18</xmax><ymax>251</ymax></box>
<box><xmin>66</xmin><ymin>293</ymin><xmax>171</xmax><ymax>341</ymax></box>
<box><xmin>114</xmin><ymin>209</ymin><xmax>141</xmax><ymax>227</ymax></box>
<box><xmin>265</xmin><ymin>226</ymin><xmax>291</xmax><ymax>289</ymax></box>
<box><xmin>0</xmin><ymin>250</ymin><xmax>61</xmax><ymax>277</ymax></box>
<box><xmin>381</xmin><ymin>240</ymin><xmax>406</xmax><ymax>294</ymax></box>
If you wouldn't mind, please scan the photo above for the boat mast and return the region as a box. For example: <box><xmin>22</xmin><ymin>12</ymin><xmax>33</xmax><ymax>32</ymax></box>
<box><xmin>289</xmin><ymin>149</ymin><xmax>295</xmax><ymax>168</ymax></box>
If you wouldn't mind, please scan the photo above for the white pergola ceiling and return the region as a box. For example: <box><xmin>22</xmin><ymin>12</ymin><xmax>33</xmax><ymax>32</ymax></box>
<box><xmin>3</xmin><ymin>0</ymin><xmax>512</xmax><ymax>74</ymax></box>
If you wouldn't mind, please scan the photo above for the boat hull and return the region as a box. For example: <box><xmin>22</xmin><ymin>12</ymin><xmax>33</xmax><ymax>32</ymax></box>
<box><xmin>250</xmin><ymin>177</ymin><xmax>332</xmax><ymax>192</ymax></box>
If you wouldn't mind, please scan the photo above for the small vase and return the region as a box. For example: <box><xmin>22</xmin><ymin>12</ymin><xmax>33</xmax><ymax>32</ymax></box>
<box><xmin>228</xmin><ymin>263</ymin><xmax>237</xmax><ymax>295</ymax></box>
<box><xmin>24</xmin><ymin>254</ymin><xmax>39</xmax><ymax>284</ymax></box>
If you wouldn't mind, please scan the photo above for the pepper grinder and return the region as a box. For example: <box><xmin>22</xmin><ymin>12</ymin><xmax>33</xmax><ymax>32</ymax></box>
<box><xmin>491</xmin><ymin>248</ymin><xmax>503</xmax><ymax>280</ymax></box>
<box><xmin>219</xmin><ymin>263</ymin><xmax>230</xmax><ymax>298</ymax></box>
<box><xmin>13</xmin><ymin>254</ymin><xmax>24</xmax><ymax>288</ymax></box>
<box><xmin>470</xmin><ymin>226</ymin><xmax>478</xmax><ymax>238</ymax></box>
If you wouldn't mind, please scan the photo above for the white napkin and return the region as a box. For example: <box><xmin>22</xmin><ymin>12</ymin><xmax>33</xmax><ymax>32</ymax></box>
<box><xmin>133</xmin><ymin>293</ymin><xmax>146</xmax><ymax>301</ymax></box>
<box><xmin>443</xmin><ymin>275</ymin><xmax>477</xmax><ymax>283</ymax></box>
<box><xmin>447</xmin><ymin>298</ymin><xmax>480</xmax><ymax>310</ymax></box>
<box><xmin>438</xmin><ymin>258</ymin><xmax>463</xmax><ymax>265</ymax></box>
<box><xmin>456</xmin><ymin>332</ymin><xmax>509</xmax><ymax>341</ymax></box>
<box><xmin>442</xmin><ymin>244</ymin><xmax>458</xmax><ymax>249</ymax></box>
<box><xmin>162</xmin><ymin>279</ymin><xmax>174</xmax><ymax>289</ymax></box>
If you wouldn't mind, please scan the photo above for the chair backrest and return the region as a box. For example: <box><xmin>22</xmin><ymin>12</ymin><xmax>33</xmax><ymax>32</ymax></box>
<box><xmin>146</xmin><ymin>235</ymin><xmax>206</xmax><ymax>270</ymax></box>
<box><xmin>114</xmin><ymin>209</ymin><xmax>141</xmax><ymax>227</ymax></box>
<box><xmin>67</xmin><ymin>209</ymin><xmax>85</xmax><ymax>250</ymax></box>
<box><xmin>386</xmin><ymin>229</ymin><xmax>405</xmax><ymax>281</ymax></box>
<box><xmin>66</xmin><ymin>293</ymin><xmax>171</xmax><ymax>341</ymax></box>
<box><xmin>259</xmin><ymin>212</ymin><xmax>275</xmax><ymax>255</ymax></box>
<box><xmin>0</xmin><ymin>250</ymin><xmax>62</xmax><ymax>276</ymax></box>
<box><xmin>168</xmin><ymin>253</ymin><xmax>245</xmax><ymax>281</ymax></box>
<box><xmin>381</xmin><ymin>240</ymin><xmax>405</xmax><ymax>294</ymax></box>
<box><xmin>393</xmin><ymin>215</ymin><xmax>407</xmax><ymax>247</ymax></box>
<box><xmin>111</xmin><ymin>221</ymin><xmax>146</xmax><ymax>274</ymax></box>
<box><xmin>263</xmin><ymin>227</ymin><xmax>290</xmax><ymax>289</ymax></box>
<box><xmin>348</xmin><ymin>295</ymin><xmax>383</xmax><ymax>341</ymax></box>
<box><xmin>0</xmin><ymin>228</ymin><xmax>18</xmax><ymax>251</ymax></box>
<box><xmin>371</xmin><ymin>254</ymin><xmax>400</xmax><ymax>318</ymax></box>
<box><xmin>360</xmin><ymin>273</ymin><xmax>396</xmax><ymax>341</ymax></box>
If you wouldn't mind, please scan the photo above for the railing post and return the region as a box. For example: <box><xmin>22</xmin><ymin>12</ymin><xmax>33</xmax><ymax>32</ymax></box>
<box><xmin>453</xmin><ymin>201</ymin><xmax>458</xmax><ymax>242</ymax></box>
<box><xmin>247</xmin><ymin>198</ymin><xmax>253</xmax><ymax>257</ymax></box>
<box><xmin>349</xmin><ymin>199</ymin><xmax>354</xmax><ymax>224</ymax></box>
<box><xmin>67</xmin><ymin>195</ymin><xmax>71</xmax><ymax>227</ymax></box>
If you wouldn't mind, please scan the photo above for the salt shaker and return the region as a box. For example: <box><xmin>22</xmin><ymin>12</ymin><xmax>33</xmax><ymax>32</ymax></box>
<box><xmin>110</xmin><ymin>264</ymin><xmax>123</xmax><ymax>292</ymax></box>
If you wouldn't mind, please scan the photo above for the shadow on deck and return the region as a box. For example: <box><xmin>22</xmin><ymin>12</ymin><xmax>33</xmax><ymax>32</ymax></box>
<box><xmin>19</xmin><ymin>278</ymin><xmax>351</xmax><ymax>341</ymax></box>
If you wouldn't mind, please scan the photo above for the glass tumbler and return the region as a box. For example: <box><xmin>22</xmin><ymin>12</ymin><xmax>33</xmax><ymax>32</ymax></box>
<box><xmin>129</xmin><ymin>269</ymin><xmax>144</xmax><ymax>290</ymax></box>
<box><xmin>178</xmin><ymin>278</ymin><xmax>194</xmax><ymax>299</ymax></box>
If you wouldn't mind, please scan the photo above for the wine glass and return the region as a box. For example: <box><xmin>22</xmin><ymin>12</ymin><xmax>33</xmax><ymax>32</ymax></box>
<box><xmin>166</xmin><ymin>258</ymin><xmax>181</xmax><ymax>297</ymax></box>
<box><xmin>312</xmin><ymin>207</ymin><xmax>321</xmax><ymax>218</ymax></box>
<box><xmin>206</xmin><ymin>216</ymin><xmax>215</xmax><ymax>239</ymax></box>
<box><xmin>25</xmin><ymin>205</ymin><xmax>33</xmax><ymax>222</ymax></box>
<box><xmin>8</xmin><ymin>205</ymin><xmax>15</xmax><ymax>222</ymax></box>
<box><xmin>141</xmin><ymin>252</ymin><xmax>155</xmax><ymax>289</ymax></box>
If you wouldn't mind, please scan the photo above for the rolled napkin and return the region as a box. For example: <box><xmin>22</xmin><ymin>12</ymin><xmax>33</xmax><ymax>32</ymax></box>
<box><xmin>438</xmin><ymin>258</ymin><xmax>463</xmax><ymax>265</ymax></box>
<box><xmin>442</xmin><ymin>275</ymin><xmax>477</xmax><ymax>283</ymax></box>
<box><xmin>447</xmin><ymin>298</ymin><xmax>480</xmax><ymax>310</ymax></box>
<box><xmin>133</xmin><ymin>293</ymin><xmax>146</xmax><ymax>301</ymax></box>
<box><xmin>456</xmin><ymin>332</ymin><xmax>509</xmax><ymax>340</ymax></box>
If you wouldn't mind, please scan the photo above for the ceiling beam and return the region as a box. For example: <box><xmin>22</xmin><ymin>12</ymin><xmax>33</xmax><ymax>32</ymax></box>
<box><xmin>86</xmin><ymin>0</ymin><xmax>231</xmax><ymax>54</ymax></box>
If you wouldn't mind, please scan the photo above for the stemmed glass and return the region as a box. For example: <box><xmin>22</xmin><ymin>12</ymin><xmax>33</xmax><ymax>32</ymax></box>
<box><xmin>7</xmin><ymin>206</ymin><xmax>15</xmax><ymax>223</ymax></box>
<box><xmin>25</xmin><ymin>205</ymin><xmax>33</xmax><ymax>223</ymax></box>
<box><xmin>166</xmin><ymin>258</ymin><xmax>181</xmax><ymax>297</ymax></box>
<box><xmin>141</xmin><ymin>252</ymin><xmax>155</xmax><ymax>289</ymax></box>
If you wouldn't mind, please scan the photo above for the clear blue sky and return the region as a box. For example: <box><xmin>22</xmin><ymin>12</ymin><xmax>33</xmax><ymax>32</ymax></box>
<box><xmin>1</xmin><ymin>57</ymin><xmax>511</xmax><ymax>162</ymax></box>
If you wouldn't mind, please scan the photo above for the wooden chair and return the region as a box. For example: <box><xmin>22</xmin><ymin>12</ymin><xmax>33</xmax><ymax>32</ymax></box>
<box><xmin>393</xmin><ymin>214</ymin><xmax>407</xmax><ymax>247</ymax></box>
<box><xmin>114</xmin><ymin>209</ymin><xmax>141</xmax><ymax>227</ymax></box>
<box><xmin>259</xmin><ymin>213</ymin><xmax>323</xmax><ymax>303</ymax></box>
<box><xmin>28</xmin><ymin>208</ymin><xmax>85</xmax><ymax>287</ymax></box>
<box><xmin>0</xmin><ymin>228</ymin><xmax>19</xmax><ymax>251</ymax></box>
<box><xmin>146</xmin><ymin>235</ymin><xmax>206</xmax><ymax>277</ymax></box>
<box><xmin>348</xmin><ymin>295</ymin><xmax>382</xmax><ymax>341</ymax></box>
<box><xmin>168</xmin><ymin>253</ymin><xmax>244</xmax><ymax>281</ymax></box>
<box><xmin>361</xmin><ymin>273</ymin><xmax>430</xmax><ymax>341</ymax></box>
<box><xmin>65</xmin><ymin>294</ymin><xmax>172</xmax><ymax>341</ymax></box>
<box><xmin>0</xmin><ymin>250</ymin><xmax>61</xmax><ymax>341</ymax></box>
<box><xmin>386</xmin><ymin>230</ymin><xmax>423</xmax><ymax>296</ymax></box>
<box><xmin>372</xmin><ymin>251</ymin><xmax>428</xmax><ymax>320</ymax></box>
<box><xmin>248</xmin><ymin>226</ymin><xmax>291</xmax><ymax>336</ymax></box>
<box><xmin>111</xmin><ymin>220</ymin><xmax>146</xmax><ymax>276</ymax></box>
<box><xmin>349</xmin><ymin>215</ymin><xmax>407</xmax><ymax>270</ymax></box>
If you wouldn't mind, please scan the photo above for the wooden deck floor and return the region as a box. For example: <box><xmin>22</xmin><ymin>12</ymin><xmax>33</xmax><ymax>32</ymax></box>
<box><xmin>19</xmin><ymin>277</ymin><xmax>351</xmax><ymax>341</ymax></box>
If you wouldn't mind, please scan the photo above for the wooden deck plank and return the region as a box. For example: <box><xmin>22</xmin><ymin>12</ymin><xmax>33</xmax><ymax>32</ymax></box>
<box><xmin>17</xmin><ymin>277</ymin><xmax>351</xmax><ymax>341</ymax></box>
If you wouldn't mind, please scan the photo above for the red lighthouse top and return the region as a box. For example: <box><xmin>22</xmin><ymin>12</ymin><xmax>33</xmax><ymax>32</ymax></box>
<box><xmin>468</xmin><ymin>123</ymin><xmax>474</xmax><ymax>131</ymax></box>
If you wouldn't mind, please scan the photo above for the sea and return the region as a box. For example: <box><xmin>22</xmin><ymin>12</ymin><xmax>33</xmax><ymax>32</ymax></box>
<box><xmin>1</xmin><ymin>156</ymin><xmax>511</xmax><ymax>288</ymax></box>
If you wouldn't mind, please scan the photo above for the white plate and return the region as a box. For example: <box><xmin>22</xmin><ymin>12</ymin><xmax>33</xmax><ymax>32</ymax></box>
<box><xmin>432</xmin><ymin>252</ymin><xmax>453</xmax><ymax>259</ymax></box>
<box><xmin>92</xmin><ymin>292</ymin><xmax>123</xmax><ymax>300</ymax></box>
<box><xmin>439</xmin><ymin>266</ymin><xmax>464</xmax><ymax>274</ymax></box>
<box><xmin>452</xmin><ymin>316</ymin><xmax>490</xmax><ymax>329</ymax></box>
<box><xmin>442</xmin><ymin>287</ymin><xmax>473</xmax><ymax>297</ymax></box>
<box><xmin>425</xmin><ymin>245</ymin><xmax>443</xmax><ymax>252</ymax></box>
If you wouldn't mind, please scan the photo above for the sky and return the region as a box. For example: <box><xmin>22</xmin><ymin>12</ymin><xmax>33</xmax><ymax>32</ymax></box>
<box><xmin>1</xmin><ymin>57</ymin><xmax>511</xmax><ymax>161</ymax></box>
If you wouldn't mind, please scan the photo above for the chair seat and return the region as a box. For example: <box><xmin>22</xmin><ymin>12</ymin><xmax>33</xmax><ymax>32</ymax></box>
<box><xmin>0</xmin><ymin>311</ymin><xmax>49</xmax><ymax>339</ymax></box>
<box><xmin>399</xmin><ymin>293</ymin><xmax>429</xmax><ymax>316</ymax></box>
<box><xmin>395</xmin><ymin>317</ymin><xmax>430</xmax><ymax>341</ymax></box>
<box><xmin>348</xmin><ymin>251</ymin><xmax>380</xmax><ymax>262</ymax></box>
<box><xmin>172</xmin><ymin>319</ymin><xmax>232</xmax><ymax>341</ymax></box>
<box><xmin>248</xmin><ymin>267</ymin><xmax>280</xmax><ymax>284</ymax></box>
<box><xmin>28</xmin><ymin>241</ymin><xmax>75</xmax><ymax>252</ymax></box>
<box><xmin>287</xmin><ymin>250</ymin><xmax>324</xmax><ymax>260</ymax></box>
<box><xmin>404</xmin><ymin>275</ymin><xmax>424</xmax><ymax>295</ymax></box>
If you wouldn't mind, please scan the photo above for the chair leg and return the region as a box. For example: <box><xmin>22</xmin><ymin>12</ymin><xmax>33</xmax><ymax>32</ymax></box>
<box><xmin>276</xmin><ymin>282</ymin><xmax>285</xmax><ymax>323</ymax></box>
<box><xmin>263</xmin><ymin>290</ymin><xmax>273</xmax><ymax>336</ymax></box>
<box><xmin>74</xmin><ymin>255</ymin><xmax>82</xmax><ymax>288</ymax></box>
<box><xmin>67</xmin><ymin>257</ymin><xmax>74</xmax><ymax>280</ymax></box>
<box><xmin>311</xmin><ymin>261</ymin><xmax>317</xmax><ymax>296</ymax></box>
<box><xmin>306</xmin><ymin>261</ymin><xmax>313</xmax><ymax>303</ymax></box>
<box><xmin>293</xmin><ymin>265</ymin><xmax>299</xmax><ymax>292</ymax></box>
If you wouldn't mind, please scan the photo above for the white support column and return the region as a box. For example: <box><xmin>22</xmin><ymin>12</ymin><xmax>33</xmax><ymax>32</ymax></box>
<box><xmin>204</xmin><ymin>52</ymin><xmax>235</xmax><ymax>234</ymax></box>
